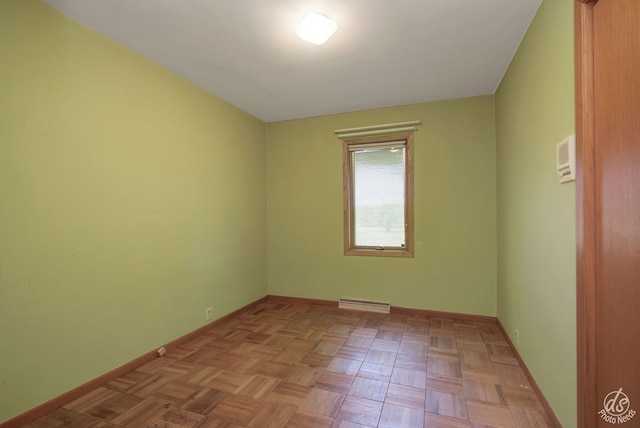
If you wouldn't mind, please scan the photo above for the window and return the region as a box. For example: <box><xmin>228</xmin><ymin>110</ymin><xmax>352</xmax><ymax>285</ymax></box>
<box><xmin>343</xmin><ymin>133</ymin><xmax>414</xmax><ymax>257</ymax></box>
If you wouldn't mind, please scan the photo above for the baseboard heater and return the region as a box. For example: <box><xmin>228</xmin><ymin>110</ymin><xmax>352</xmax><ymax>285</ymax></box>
<box><xmin>338</xmin><ymin>298</ymin><xmax>391</xmax><ymax>314</ymax></box>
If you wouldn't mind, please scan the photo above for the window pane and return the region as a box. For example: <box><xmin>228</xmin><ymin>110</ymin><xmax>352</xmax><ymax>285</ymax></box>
<box><xmin>353</xmin><ymin>147</ymin><xmax>405</xmax><ymax>247</ymax></box>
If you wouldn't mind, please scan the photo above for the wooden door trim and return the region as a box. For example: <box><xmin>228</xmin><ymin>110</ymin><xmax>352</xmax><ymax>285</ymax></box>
<box><xmin>575</xmin><ymin>0</ymin><xmax>598</xmax><ymax>427</ymax></box>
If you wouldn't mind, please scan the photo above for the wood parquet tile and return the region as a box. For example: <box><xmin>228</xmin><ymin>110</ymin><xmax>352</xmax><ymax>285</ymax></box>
<box><xmin>23</xmin><ymin>301</ymin><xmax>556</xmax><ymax>427</ymax></box>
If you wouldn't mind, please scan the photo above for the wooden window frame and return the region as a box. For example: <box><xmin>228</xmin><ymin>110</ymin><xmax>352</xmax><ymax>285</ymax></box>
<box><xmin>343</xmin><ymin>133</ymin><xmax>414</xmax><ymax>258</ymax></box>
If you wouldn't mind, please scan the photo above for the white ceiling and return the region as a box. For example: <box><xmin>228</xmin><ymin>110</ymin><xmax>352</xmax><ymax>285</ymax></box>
<box><xmin>41</xmin><ymin>0</ymin><xmax>542</xmax><ymax>123</ymax></box>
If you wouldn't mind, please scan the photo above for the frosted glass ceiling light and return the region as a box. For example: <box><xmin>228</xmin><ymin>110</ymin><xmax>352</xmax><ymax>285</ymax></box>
<box><xmin>296</xmin><ymin>13</ymin><xmax>337</xmax><ymax>45</ymax></box>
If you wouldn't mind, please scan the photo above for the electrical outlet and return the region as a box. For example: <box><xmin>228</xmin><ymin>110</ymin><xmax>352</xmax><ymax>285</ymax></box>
<box><xmin>515</xmin><ymin>329</ymin><xmax>520</xmax><ymax>348</ymax></box>
<box><xmin>206</xmin><ymin>307</ymin><xmax>212</xmax><ymax>321</ymax></box>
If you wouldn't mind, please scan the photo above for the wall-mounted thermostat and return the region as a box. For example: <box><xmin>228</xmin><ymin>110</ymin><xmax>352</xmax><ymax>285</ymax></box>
<box><xmin>557</xmin><ymin>135</ymin><xmax>576</xmax><ymax>183</ymax></box>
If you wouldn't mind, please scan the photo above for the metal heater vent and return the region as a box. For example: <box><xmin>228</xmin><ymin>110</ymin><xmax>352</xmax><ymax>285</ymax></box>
<box><xmin>338</xmin><ymin>298</ymin><xmax>391</xmax><ymax>313</ymax></box>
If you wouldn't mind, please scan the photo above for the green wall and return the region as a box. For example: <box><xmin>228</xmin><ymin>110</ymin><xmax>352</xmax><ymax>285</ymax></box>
<box><xmin>0</xmin><ymin>0</ymin><xmax>577</xmax><ymax>424</ymax></box>
<box><xmin>495</xmin><ymin>0</ymin><xmax>576</xmax><ymax>426</ymax></box>
<box><xmin>267</xmin><ymin>96</ymin><xmax>497</xmax><ymax>316</ymax></box>
<box><xmin>0</xmin><ymin>1</ymin><xmax>267</xmax><ymax>422</ymax></box>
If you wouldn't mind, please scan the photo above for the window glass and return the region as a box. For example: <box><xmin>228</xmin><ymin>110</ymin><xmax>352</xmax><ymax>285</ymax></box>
<box><xmin>353</xmin><ymin>145</ymin><xmax>405</xmax><ymax>247</ymax></box>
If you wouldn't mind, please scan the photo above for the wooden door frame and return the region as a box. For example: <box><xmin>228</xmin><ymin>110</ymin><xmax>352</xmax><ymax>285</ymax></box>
<box><xmin>575</xmin><ymin>0</ymin><xmax>597</xmax><ymax>427</ymax></box>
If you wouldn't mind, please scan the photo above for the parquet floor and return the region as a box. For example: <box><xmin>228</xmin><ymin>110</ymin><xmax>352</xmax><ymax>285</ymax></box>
<box><xmin>24</xmin><ymin>301</ymin><xmax>555</xmax><ymax>427</ymax></box>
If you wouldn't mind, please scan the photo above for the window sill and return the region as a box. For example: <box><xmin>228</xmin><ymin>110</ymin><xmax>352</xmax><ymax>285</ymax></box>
<box><xmin>344</xmin><ymin>248</ymin><xmax>414</xmax><ymax>258</ymax></box>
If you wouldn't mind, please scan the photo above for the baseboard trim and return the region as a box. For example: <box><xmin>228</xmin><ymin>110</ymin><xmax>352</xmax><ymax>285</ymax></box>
<box><xmin>267</xmin><ymin>295</ymin><xmax>497</xmax><ymax>323</ymax></box>
<box><xmin>391</xmin><ymin>305</ymin><xmax>497</xmax><ymax>323</ymax></box>
<box><xmin>0</xmin><ymin>295</ymin><xmax>268</xmax><ymax>428</ymax></box>
<box><xmin>496</xmin><ymin>319</ymin><xmax>563</xmax><ymax>428</ymax></box>
<box><xmin>266</xmin><ymin>294</ymin><xmax>338</xmax><ymax>307</ymax></box>
<box><xmin>266</xmin><ymin>295</ymin><xmax>497</xmax><ymax>324</ymax></box>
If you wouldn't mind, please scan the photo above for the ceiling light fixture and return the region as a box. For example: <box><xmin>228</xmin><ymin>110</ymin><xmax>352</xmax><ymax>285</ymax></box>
<box><xmin>296</xmin><ymin>13</ymin><xmax>337</xmax><ymax>45</ymax></box>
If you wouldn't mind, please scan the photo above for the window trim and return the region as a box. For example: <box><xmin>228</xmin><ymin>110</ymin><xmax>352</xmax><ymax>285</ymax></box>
<box><xmin>343</xmin><ymin>133</ymin><xmax>414</xmax><ymax>258</ymax></box>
